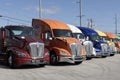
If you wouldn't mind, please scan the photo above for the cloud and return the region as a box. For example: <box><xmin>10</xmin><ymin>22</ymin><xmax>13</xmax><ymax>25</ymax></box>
<box><xmin>23</xmin><ymin>6</ymin><xmax>60</xmax><ymax>15</ymax></box>
<box><xmin>35</xmin><ymin>6</ymin><xmax>60</xmax><ymax>14</ymax></box>
<box><xmin>24</xmin><ymin>7</ymin><xmax>33</xmax><ymax>11</ymax></box>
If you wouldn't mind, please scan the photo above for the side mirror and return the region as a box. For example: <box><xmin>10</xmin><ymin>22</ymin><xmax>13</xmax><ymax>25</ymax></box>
<box><xmin>86</xmin><ymin>36</ymin><xmax>89</xmax><ymax>41</ymax></box>
<box><xmin>76</xmin><ymin>35</ymin><xmax>80</xmax><ymax>39</ymax></box>
<box><xmin>110</xmin><ymin>39</ymin><xmax>112</xmax><ymax>42</ymax></box>
<box><xmin>103</xmin><ymin>38</ymin><xmax>106</xmax><ymax>41</ymax></box>
<box><xmin>45</xmin><ymin>32</ymin><xmax>52</xmax><ymax>40</ymax></box>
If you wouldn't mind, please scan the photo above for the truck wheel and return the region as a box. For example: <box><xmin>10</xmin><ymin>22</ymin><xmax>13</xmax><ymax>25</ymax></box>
<box><xmin>39</xmin><ymin>64</ymin><xmax>45</xmax><ymax>67</ymax></box>
<box><xmin>50</xmin><ymin>53</ymin><xmax>57</xmax><ymax>65</ymax></box>
<box><xmin>75</xmin><ymin>61</ymin><xmax>82</xmax><ymax>65</ymax></box>
<box><xmin>86</xmin><ymin>57</ymin><xmax>92</xmax><ymax>60</ymax></box>
<box><xmin>8</xmin><ymin>54</ymin><xmax>15</xmax><ymax>68</ymax></box>
<box><xmin>101</xmin><ymin>56</ymin><xmax>107</xmax><ymax>58</ymax></box>
<box><xmin>110</xmin><ymin>54</ymin><xmax>115</xmax><ymax>56</ymax></box>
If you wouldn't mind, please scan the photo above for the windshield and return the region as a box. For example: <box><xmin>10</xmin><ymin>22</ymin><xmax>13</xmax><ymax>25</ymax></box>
<box><xmin>73</xmin><ymin>33</ymin><xmax>84</xmax><ymax>39</ymax></box>
<box><xmin>99</xmin><ymin>36</ymin><xmax>107</xmax><ymax>40</ymax></box>
<box><xmin>53</xmin><ymin>29</ymin><xmax>73</xmax><ymax>37</ymax></box>
<box><xmin>118</xmin><ymin>39</ymin><xmax>120</xmax><ymax>41</ymax></box>
<box><xmin>11</xmin><ymin>27</ymin><xmax>35</xmax><ymax>36</ymax></box>
<box><xmin>89</xmin><ymin>35</ymin><xmax>100</xmax><ymax>41</ymax></box>
<box><xmin>110</xmin><ymin>38</ymin><xmax>119</xmax><ymax>42</ymax></box>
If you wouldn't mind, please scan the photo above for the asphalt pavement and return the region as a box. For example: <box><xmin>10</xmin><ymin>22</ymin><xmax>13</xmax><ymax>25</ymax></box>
<box><xmin>0</xmin><ymin>54</ymin><xmax>120</xmax><ymax>80</ymax></box>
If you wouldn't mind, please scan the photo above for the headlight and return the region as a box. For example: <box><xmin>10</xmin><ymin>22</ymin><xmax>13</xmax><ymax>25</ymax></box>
<box><xmin>16</xmin><ymin>51</ymin><xmax>26</xmax><ymax>57</ymax></box>
<box><xmin>60</xmin><ymin>51</ymin><xmax>67</xmax><ymax>55</ymax></box>
<box><xmin>100</xmin><ymin>43</ymin><xmax>104</xmax><ymax>46</ymax></box>
<box><xmin>45</xmin><ymin>52</ymin><xmax>49</xmax><ymax>56</ymax></box>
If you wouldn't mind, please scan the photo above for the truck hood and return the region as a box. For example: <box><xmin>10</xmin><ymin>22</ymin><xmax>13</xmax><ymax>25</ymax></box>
<box><xmin>15</xmin><ymin>36</ymin><xmax>43</xmax><ymax>43</ymax></box>
<box><xmin>93</xmin><ymin>40</ymin><xmax>107</xmax><ymax>49</ymax></box>
<box><xmin>56</xmin><ymin>37</ymin><xmax>80</xmax><ymax>44</ymax></box>
<box><xmin>93</xmin><ymin>40</ymin><xmax>106</xmax><ymax>44</ymax></box>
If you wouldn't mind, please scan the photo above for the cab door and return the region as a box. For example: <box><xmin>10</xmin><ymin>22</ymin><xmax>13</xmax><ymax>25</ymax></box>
<box><xmin>0</xmin><ymin>29</ymin><xmax>6</xmax><ymax>62</ymax></box>
<box><xmin>44</xmin><ymin>30</ymin><xmax>53</xmax><ymax>49</ymax></box>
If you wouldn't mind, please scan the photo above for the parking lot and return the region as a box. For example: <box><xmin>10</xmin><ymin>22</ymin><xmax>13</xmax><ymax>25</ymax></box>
<box><xmin>0</xmin><ymin>54</ymin><xmax>120</xmax><ymax>80</ymax></box>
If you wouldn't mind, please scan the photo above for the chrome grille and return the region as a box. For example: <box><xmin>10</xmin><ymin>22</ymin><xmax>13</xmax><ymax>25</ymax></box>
<box><xmin>70</xmin><ymin>43</ymin><xmax>82</xmax><ymax>56</ymax></box>
<box><xmin>109</xmin><ymin>43</ymin><xmax>115</xmax><ymax>52</ymax></box>
<box><xmin>101</xmin><ymin>44</ymin><xmax>108</xmax><ymax>53</ymax></box>
<box><xmin>29</xmin><ymin>42</ymin><xmax>44</xmax><ymax>59</ymax></box>
<box><xmin>84</xmin><ymin>42</ymin><xmax>93</xmax><ymax>55</ymax></box>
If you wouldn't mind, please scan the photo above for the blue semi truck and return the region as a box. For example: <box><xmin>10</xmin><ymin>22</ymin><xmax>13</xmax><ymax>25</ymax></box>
<box><xmin>78</xmin><ymin>27</ymin><xmax>110</xmax><ymax>57</ymax></box>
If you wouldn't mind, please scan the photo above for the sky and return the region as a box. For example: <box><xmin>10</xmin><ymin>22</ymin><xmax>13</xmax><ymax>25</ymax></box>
<box><xmin>0</xmin><ymin>0</ymin><xmax>120</xmax><ymax>34</ymax></box>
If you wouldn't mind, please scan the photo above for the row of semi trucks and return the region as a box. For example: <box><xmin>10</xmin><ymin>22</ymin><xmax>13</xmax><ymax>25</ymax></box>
<box><xmin>0</xmin><ymin>18</ymin><xmax>119</xmax><ymax>68</ymax></box>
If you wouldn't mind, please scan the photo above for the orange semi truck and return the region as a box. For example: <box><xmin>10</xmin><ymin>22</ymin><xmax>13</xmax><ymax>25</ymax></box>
<box><xmin>32</xmin><ymin>18</ymin><xmax>85</xmax><ymax>65</ymax></box>
<box><xmin>104</xmin><ymin>32</ymin><xmax>120</xmax><ymax>53</ymax></box>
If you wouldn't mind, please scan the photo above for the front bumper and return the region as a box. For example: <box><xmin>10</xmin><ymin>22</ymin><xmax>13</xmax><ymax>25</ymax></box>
<box><xmin>111</xmin><ymin>51</ymin><xmax>117</xmax><ymax>54</ymax></box>
<box><xmin>59</xmin><ymin>55</ymin><xmax>86</xmax><ymax>63</ymax></box>
<box><xmin>86</xmin><ymin>54</ymin><xmax>93</xmax><ymax>58</ymax></box>
<box><xmin>101</xmin><ymin>52</ymin><xmax>110</xmax><ymax>56</ymax></box>
<box><xmin>91</xmin><ymin>51</ymin><xmax>102</xmax><ymax>57</ymax></box>
<box><xmin>14</xmin><ymin>58</ymin><xmax>46</xmax><ymax>66</ymax></box>
<box><xmin>92</xmin><ymin>52</ymin><xmax>110</xmax><ymax>57</ymax></box>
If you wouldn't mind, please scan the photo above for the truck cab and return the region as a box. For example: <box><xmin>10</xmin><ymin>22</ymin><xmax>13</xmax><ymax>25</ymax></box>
<box><xmin>104</xmin><ymin>32</ymin><xmax>120</xmax><ymax>53</ymax></box>
<box><xmin>95</xmin><ymin>30</ymin><xmax>116</xmax><ymax>56</ymax></box>
<box><xmin>0</xmin><ymin>25</ymin><xmax>49</xmax><ymax>68</ymax></box>
<box><xmin>78</xmin><ymin>27</ymin><xmax>109</xmax><ymax>57</ymax></box>
<box><xmin>32</xmin><ymin>19</ymin><xmax>85</xmax><ymax>65</ymax></box>
<box><xmin>67</xmin><ymin>24</ymin><xmax>93</xmax><ymax>59</ymax></box>
<box><xmin>117</xmin><ymin>35</ymin><xmax>120</xmax><ymax>41</ymax></box>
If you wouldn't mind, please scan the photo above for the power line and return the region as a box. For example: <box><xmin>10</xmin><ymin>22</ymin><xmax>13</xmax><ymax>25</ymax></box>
<box><xmin>0</xmin><ymin>17</ymin><xmax>30</xmax><ymax>25</ymax></box>
<box><xmin>0</xmin><ymin>15</ymin><xmax>31</xmax><ymax>24</ymax></box>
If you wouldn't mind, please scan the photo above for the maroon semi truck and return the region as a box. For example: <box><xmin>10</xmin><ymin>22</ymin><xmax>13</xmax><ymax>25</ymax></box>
<box><xmin>0</xmin><ymin>25</ymin><xmax>49</xmax><ymax>68</ymax></box>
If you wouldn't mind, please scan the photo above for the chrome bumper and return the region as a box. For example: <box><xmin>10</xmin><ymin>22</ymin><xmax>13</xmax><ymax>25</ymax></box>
<box><xmin>59</xmin><ymin>56</ymin><xmax>86</xmax><ymax>63</ymax></box>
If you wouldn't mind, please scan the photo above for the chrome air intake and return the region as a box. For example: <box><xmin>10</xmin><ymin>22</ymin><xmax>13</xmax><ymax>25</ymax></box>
<box><xmin>84</xmin><ymin>42</ymin><xmax>93</xmax><ymax>56</ymax></box>
<box><xmin>29</xmin><ymin>42</ymin><xmax>44</xmax><ymax>59</ymax></box>
<box><xmin>101</xmin><ymin>44</ymin><xmax>108</xmax><ymax>53</ymax></box>
<box><xmin>109</xmin><ymin>43</ymin><xmax>115</xmax><ymax>52</ymax></box>
<box><xmin>69</xmin><ymin>42</ymin><xmax>82</xmax><ymax>56</ymax></box>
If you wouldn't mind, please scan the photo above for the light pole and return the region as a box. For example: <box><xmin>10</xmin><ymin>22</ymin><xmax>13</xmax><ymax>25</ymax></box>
<box><xmin>115</xmin><ymin>14</ymin><xmax>118</xmax><ymax>34</ymax></box>
<box><xmin>79</xmin><ymin>0</ymin><xmax>82</xmax><ymax>27</ymax></box>
<box><xmin>77</xmin><ymin>0</ymin><xmax>82</xmax><ymax>26</ymax></box>
<box><xmin>0</xmin><ymin>15</ymin><xmax>2</xmax><ymax>26</ymax></box>
<box><xmin>39</xmin><ymin>0</ymin><xmax>42</xmax><ymax>18</ymax></box>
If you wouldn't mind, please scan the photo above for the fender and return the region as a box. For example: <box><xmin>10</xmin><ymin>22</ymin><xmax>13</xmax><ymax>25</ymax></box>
<box><xmin>50</xmin><ymin>47</ymin><xmax>71</xmax><ymax>57</ymax></box>
<box><xmin>6</xmin><ymin>47</ymin><xmax>30</xmax><ymax>58</ymax></box>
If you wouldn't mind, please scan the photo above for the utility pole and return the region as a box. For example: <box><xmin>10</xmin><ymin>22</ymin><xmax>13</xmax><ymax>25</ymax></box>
<box><xmin>77</xmin><ymin>0</ymin><xmax>82</xmax><ymax>27</ymax></box>
<box><xmin>87</xmin><ymin>18</ymin><xmax>93</xmax><ymax>28</ymax></box>
<box><xmin>115</xmin><ymin>14</ymin><xmax>118</xmax><ymax>34</ymax></box>
<box><xmin>79</xmin><ymin>0</ymin><xmax>82</xmax><ymax>27</ymax></box>
<box><xmin>39</xmin><ymin>0</ymin><xmax>42</xmax><ymax>18</ymax></box>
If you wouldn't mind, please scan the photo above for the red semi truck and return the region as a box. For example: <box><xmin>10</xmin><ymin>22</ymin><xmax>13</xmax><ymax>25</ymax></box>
<box><xmin>0</xmin><ymin>25</ymin><xmax>49</xmax><ymax>68</ymax></box>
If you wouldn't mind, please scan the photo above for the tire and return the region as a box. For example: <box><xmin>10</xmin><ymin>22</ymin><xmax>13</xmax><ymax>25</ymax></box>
<box><xmin>8</xmin><ymin>53</ymin><xmax>15</xmax><ymax>68</ymax></box>
<box><xmin>75</xmin><ymin>61</ymin><xmax>82</xmax><ymax>65</ymax></box>
<box><xmin>50</xmin><ymin>52</ymin><xmax>57</xmax><ymax>65</ymax></box>
<box><xmin>110</xmin><ymin>54</ymin><xmax>115</xmax><ymax>56</ymax></box>
<box><xmin>39</xmin><ymin>64</ymin><xmax>45</xmax><ymax>67</ymax></box>
<box><xmin>101</xmin><ymin>56</ymin><xmax>107</xmax><ymax>58</ymax></box>
<box><xmin>86</xmin><ymin>57</ymin><xmax>92</xmax><ymax>60</ymax></box>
